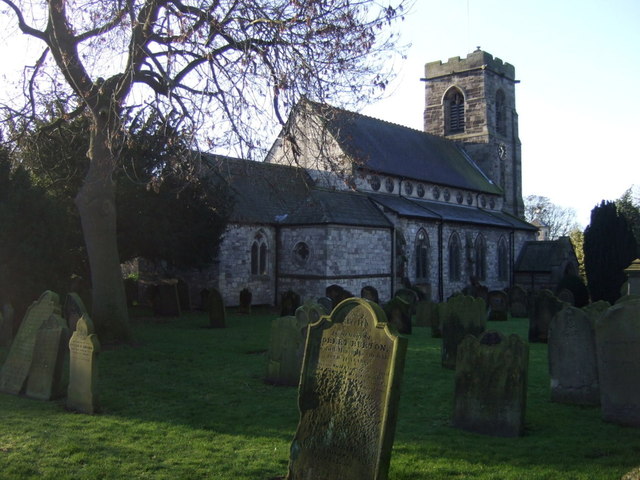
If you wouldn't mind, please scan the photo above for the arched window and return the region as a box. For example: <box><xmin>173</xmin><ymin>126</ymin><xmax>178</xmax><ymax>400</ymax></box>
<box><xmin>251</xmin><ymin>231</ymin><xmax>268</xmax><ymax>275</ymax></box>
<box><xmin>445</xmin><ymin>87</ymin><xmax>465</xmax><ymax>135</ymax></box>
<box><xmin>415</xmin><ymin>229</ymin><xmax>430</xmax><ymax>282</ymax></box>
<box><xmin>496</xmin><ymin>89</ymin><xmax>507</xmax><ymax>136</ymax></box>
<box><xmin>395</xmin><ymin>230</ymin><xmax>407</xmax><ymax>281</ymax></box>
<box><xmin>474</xmin><ymin>234</ymin><xmax>487</xmax><ymax>281</ymax></box>
<box><xmin>498</xmin><ymin>236</ymin><xmax>509</xmax><ymax>281</ymax></box>
<box><xmin>448</xmin><ymin>233</ymin><xmax>461</xmax><ymax>282</ymax></box>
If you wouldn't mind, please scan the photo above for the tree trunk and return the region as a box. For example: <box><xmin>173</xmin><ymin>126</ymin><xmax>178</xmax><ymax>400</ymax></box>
<box><xmin>75</xmin><ymin>119</ymin><xmax>132</xmax><ymax>343</ymax></box>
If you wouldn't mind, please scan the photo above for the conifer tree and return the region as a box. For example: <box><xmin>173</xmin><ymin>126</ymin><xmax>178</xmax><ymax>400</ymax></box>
<box><xmin>583</xmin><ymin>201</ymin><xmax>638</xmax><ymax>303</ymax></box>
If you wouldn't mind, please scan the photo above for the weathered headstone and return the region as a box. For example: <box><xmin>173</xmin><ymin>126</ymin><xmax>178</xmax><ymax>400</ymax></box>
<box><xmin>325</xmin><ymin>284</ymin><xmax>346</xmax><ymax>309</ymax></box>
<box><xmin>280</xmin><ymin>290</ymin><xmax>301</xmax><ymax>317</ymax></box>
<box><xmin>176</xmin><ymin>278</ymin><xmax>191</xmax><ymax>311</ymax></box>
<box><xmin>296</xmin><ymin>302</ymin><xmax>326</xmax><ymax>326</ymax></box>
<box><xmin>317</xmin><ymin>296</ymin><xmax>333</xmax><ymax>314</ymax></box>
<box><xmin>265</xmin><ymin>316</ymin><xmax>304</xmax><ymax>386</ymax></box>
<box><xmin>360</xmin><ymin>285</ymin><xmax>380</xmax><ymax>304</ymax></box>
<box><xmin>383</xmin><ymin>295</ymin><xmax>412</xmax><ymax>335</ymax></box>
<box><xmin>441</xmin><ymin>295</ymin><xmax>486</xmax><ymax>369</ymax></box>
<box><xmin>453</xmin><ymin>331</ymin><xmax>529</xmax><ymax>437</ymax></box>
<box><xmin>595</xmin><ymin>299</ymin><xmax>640</xmax><ymax>427</ymax></box>
<box><xmin>287</xmin><ymin>298</ymin><xmax>407</xmax><ymax>480</ymax></box>
<box><xmin>238</xmin><ymin>288</ymin><xmax>252</xmax><ymax>314</ymax></box>
<box><xmin>557</xmin><ymin>288</ymin><xmax>575</xmax><ymax>306</ymax></box>
<box><xmin>63</xmin><ymin>292</ymin><xmax>89</xmax><ymax>332</ymax></box>
<box><xmin>152</xmin><ymin>280</ymin><xmax>181</xmax><ymax>317</ymax></box>
<box><xmin>582</xmin><ymin>300</ymin><xmax>611</xmax><ymax>324</ymax></box>
<box><xmin>487</xmin><ymin>290</ymin><xmax>509</xmax><ymax>321</ymax></box>
<box><xmin>208</xmin><ymin>288</ymin><xmax>226</xmax><ymax>328</ymax></box>
<box><xmin>0</xmin><ymin>291</ymin><xmax>60</xmax><ymax>395</ymax></box>
<box><xmin>25</xmin><ymin>313</ymin><xmax>69</xmax><ymax>400</ymax></box>
<box><xmin>414</xmin><ymin>300</ymin><xmax>436</xmax><ymax>327</ymax></box>
<box><xmin>67</xmin><ymin>315</ymin><xmax>100</xmax><ymax>414</ymax></box>
<box><xmin>529</xmin><ymin>289</ymin><xmax>565</xmax><ymax>343</ymax></box>
<box><xmin>508</xmin><ymin>285</ymin><xmax>528</xmax><ymax>318</ymax></box>
<box><xmin>0</xmin><ymin>303</ymin><xmax>13</xmax><ymax>348</ymax></box>
<box><xmin>123</xmin><ymin>277</ymin><xmax>138</xmax><ymax>306</ymax></box>
<box><xmin>548</xmin><ymin>306</ymin><xmax>599</xmax><ymax>405</ymax></box>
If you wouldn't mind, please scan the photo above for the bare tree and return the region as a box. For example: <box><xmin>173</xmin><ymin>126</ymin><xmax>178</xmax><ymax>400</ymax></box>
<box><xmin>0</xmin><ymin>0</ymin><xmax>407</xmax><ymax>342</ymax></box>
<box><xmin>524</xmin><ymin>195</ymin><xmax>579</xmax><ymax>241</ymax></box>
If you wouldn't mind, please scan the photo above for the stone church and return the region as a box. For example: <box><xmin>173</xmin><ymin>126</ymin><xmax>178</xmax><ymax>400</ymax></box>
<box><xmin>205</xmin><ymin>49</ymin><xmax>537</xmax><ymax>307</ymax></box>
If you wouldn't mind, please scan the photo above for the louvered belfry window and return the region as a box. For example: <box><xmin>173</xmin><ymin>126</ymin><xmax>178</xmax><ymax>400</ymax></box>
<box><xmin>446</xmin><ymin>88</ymin><xmax>465</xmax><ymax>134</ymax></box>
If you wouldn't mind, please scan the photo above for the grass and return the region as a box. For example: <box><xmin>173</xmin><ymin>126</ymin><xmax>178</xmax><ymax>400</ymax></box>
<box><xmin>0</xmin><ymin>307</ymin><xmax>638</xmax><ymax>479</ymax></box>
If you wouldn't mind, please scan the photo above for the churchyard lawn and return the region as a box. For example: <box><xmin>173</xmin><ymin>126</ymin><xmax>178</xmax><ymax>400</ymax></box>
<box><xmin>0</xmin><ymin>307</ymin><xmax>638</xmax><ymax>479</ymax></box>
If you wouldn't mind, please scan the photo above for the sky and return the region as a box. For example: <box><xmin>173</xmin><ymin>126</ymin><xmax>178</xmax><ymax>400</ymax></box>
<box><xmin>361</xmin><ymin>0</ymin><xmax>640</xmax><ymax>228</ymax></box>
<box><xmin>0</xmin><ymin>1</ymin><xmax>638</xmax><ymax>228</ymax></box>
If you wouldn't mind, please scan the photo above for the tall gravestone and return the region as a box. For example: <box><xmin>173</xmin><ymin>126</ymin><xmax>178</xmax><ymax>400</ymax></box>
<box><xmin>208</xmin><ymin>288</ymin><xmax>226</xmax><ymax>328</ymax></box>
<box><xmin>487</xmin><ymin>290</ymin><xmax>509</xmax><ymax>321</ymax></box>
<box><xmin>25</xmin><ymin>313</ymin><xmax>69</xmax><ymax>400</ymax></box>
<box><xmin>63</xmin><ymin>292</ymin><xmax>89</xmax><ymax>332</ymax></box>
<box><xmin>453</xmin><ymin>331</ymin><xmax>529</xmax><ymax>437</ymax></box>
<box><xmin>384</xmin><ymin>295</ymin><xmax>412</xmax><ymax>335</ymax></box>
<box><xmin>0</xmin><ymin>306</ymin><xmax>12</xmax><ymax>348</ymax></box>
<box><xmin>287</xmin><ymin>298</ymin><xmax>407</xmax><ymax>480</ymax></box>
<box><xmin>508</xmin><ymin>285</ymin><xmax>528</xmax><ymax>318</ymax></box>
<box><xmin>548</xmin><ymin>306</ymin><xmax>599</xmax><ymax>405</ymax></box>
<box><xmin>265</xmin><ymin>316</ymin><xmax>303</xmax><ymax>386</ymax></box>
<box><xmin>67</xmin><ymin>315</ymin><xmax>100</xmax><ymax>414</ymax></box>
<box><xmin>529</xmin><ymin>289</ymin><xmax>565</xmax><ymax>343</ymax></box>
<box><xmin>280</xmin><ymin>290</ymin><xmax>301</xmax><ymax>317</ymax></box>
<box><xmin>360</xmin><ymin>285</ymin><xmax>380</xmax><ymax>304</ymax></box>
<box><xmin>0</xmin><ymin>291</ymin><xmax>60</xmax><ymax>395</ymax></box>
<box><xmin>441</xmin><ymin>295</ymin><xmax>486</xmax><ymax>369</ymax></box>
<box><xmin>595</xmin><ymin>299</ymin><xmax>640</xmax><ymax>427</ymax></box>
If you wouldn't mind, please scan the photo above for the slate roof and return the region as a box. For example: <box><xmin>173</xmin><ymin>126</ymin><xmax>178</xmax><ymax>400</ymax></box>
<box><xmin>369</xmin><ymin>194</ymin><xmax>536</xmax><ymax>230</ymax></box>
<box><xmin>204</xmin><ymin>155</ymin><xmax>390</xmax><ymax>228</ymax></box>
<box><xmin>308</xmin><ymin>101</ymin><xmax>502</xmax><ymax>194</ymax></box>
<box><xmin>515</xmin><ymin>238</ymin><xmax>575</xmax><ymax>273</ymax></box>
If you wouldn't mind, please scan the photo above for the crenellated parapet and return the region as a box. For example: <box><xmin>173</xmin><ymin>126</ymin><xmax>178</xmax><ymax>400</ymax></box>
<box><xmin>425</xmin><ymin>49</ymin><xmax>515</xmax><ymax>81</ymax></box>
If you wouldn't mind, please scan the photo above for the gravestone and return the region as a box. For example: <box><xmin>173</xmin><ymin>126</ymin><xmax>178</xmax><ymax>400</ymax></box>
<box><xmin>280</xmin><ymin>290</ymin><xmax>301</xmax><ymax>317</ymax></box>
<box><xmin>595</xmin><ymin>299</ymin><xmax>640</xmax><ymax>427</ymax></box>
<box><xmin>0</xmin><ymin>303</ymin><xmax>13</xmax><ymax>348</ymax></box>
<box><xmin>548</xmin><ymin>306</ymin><xmax>599</xmax><ymax>405</ymax></box>
<box><xmin>67</xmin><ymin>315</ymin><xmax>100</xmax><ymax>414</ymax></box>
<box><xmin>529</xmin><ymin>289</ymin><xmax>565</xmax><ymax>343</ymax></box>
<box><xmin>265</xmin><ymin>316</ymin><xmax>304</xmax><ymax>386</ymax></box>
<box><xmin>316</xmin><ymin>296</ymin><xmax>333</xmax><ymax>314</ymax></box>
<box><xmin>557</xmin><ymin>288</ymin><xmax>575</xmax><ymax>306</ymax></box>
<box><xmin>325</xmin><ymin>284</ymin><xmax>346</xmax><ymax>309</ymax></box>
<box><xmin>176</xmin><ymin>279</ymin><xmax>191</xmax><ymax>311</ymax></box>
<box><xmin>383</xmin><ymin>296</ymin><xmax>412</xmax><ymax>335</ymax></box>
<box><xmin>123</xmin><ymin>277</ymin><xmax>138</xmax><ymax>306</ymax></box>
<box><xmin>25</xmin><ymin>313</ymin><xmax>69</xmax><ymax>400</ymax></box>
<box><xmin>63</xmin><ymin>292</ymin><xmax>89</xmax><ymax>332</ymax></box>
<box><xmin>238</xmin><ymin>288</ymin><xmax>252</xmax><ymax>314</ymax></box>
<box><xmin>0</xmin><ymin>291</ymin><xmax>61</xmax><ymax>395</ymax></box>
<box><xmin>296</xmin><ymin>302</ymin><xmax>326</xmax><ymax>326</ymax></box>
<box><xmin>441</xmin><ymin>295</ymin><xmax>486</xmax><ymax>369</ymax></box>
<box><xmin>360</xmin><ymin>285</ymin><xmax>380</xmax><ymax>304</ymax></box>
<box><xmin>453</xmin><ymin>331</ymin><xmax>529</xmax><ymax>437</ymax></box>
<box><xmin>487</xmin><ymin>290</ymin><xmax>509</xmax><ymax>321</ymax></box>
<box><xmin>208</xmin><ymin>288</ymin><xmax>226</xmax><ymax>328</ymax></box>
<box><xmin>508</xmin><ymin>285</ymin><xmax>528</xmax><ymax>318</ymax></box>
<box><xmin>582</xmin><ymin>300</ymin><xmax>611</xmax><ymax>324</ymax></box>
<box><xmin>152</xmin><ymin>280</ymin><xmax>181</xmax><ymax>317</ymax></box>
<box><xmin>414</xmin><ymin>300</ymin><xmax>436</xmax><ymax>327</ymax></box>
<box><xmin>286</xmin><ymin>298</ymin><xmax>407</xmax><ymax>480</ymax></box>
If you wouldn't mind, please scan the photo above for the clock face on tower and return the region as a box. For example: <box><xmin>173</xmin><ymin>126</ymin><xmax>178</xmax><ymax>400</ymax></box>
<box><xmin>497</xmin><ymin>143</ymin><xmax>507</xmax><ymax>160</ymax></box>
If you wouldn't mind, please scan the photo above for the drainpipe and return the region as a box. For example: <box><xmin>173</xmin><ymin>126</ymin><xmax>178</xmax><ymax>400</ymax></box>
<box><xmin>438</xmin><ymin>221</ymin><xmax>444</xmax><ymax>302</ymax></box>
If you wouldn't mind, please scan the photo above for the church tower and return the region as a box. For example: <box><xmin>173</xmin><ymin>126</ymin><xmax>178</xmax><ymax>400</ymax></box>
<box><xmin>423</xmin><ymin>49</ymin><xmax>524</xmax><ymax>217</ymax></box>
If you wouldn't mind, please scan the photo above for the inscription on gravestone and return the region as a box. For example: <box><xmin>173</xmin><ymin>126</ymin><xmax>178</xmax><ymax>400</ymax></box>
<box><xmin>0</xmin><ymin>291</ymin><xmax>60</xmax><ymax>395</ymax></box>
<box><xmin>287</xmin><ymin>298</ymin><xmax>407</xmax><ymax>480</ymax></box>
<box><xmin>25</xmin><ymin>314</ymin><xmax>69</xmax><ymax>401</ymax></box>
<box><xmin>67</xmin><ymin>315</ymin><xmax>100</xmax><ymax>414</ymax></box>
